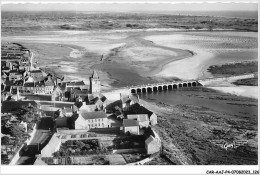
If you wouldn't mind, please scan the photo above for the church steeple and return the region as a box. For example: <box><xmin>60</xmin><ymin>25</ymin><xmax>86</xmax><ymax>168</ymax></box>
<box><xmin>91</xmin><ymin>70</ymin><xmax>99</xmax><ymax>79</ymax></box>
<box><xmin>89</xmin><ymin>70</ymin><xmax>101</xmax><ymax>94</ymax></box>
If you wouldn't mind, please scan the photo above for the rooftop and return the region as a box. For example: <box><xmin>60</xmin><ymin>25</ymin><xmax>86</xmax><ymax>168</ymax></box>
<box><xmin>81</xmin><ymin>111</ymin><xmax>107</xmax><ymax>120</ymax></box>
<box><xmin>145</xmin><ymin>135</ymin><xmax>156</xmax><ymax>145</ymax></box>
<box><xmin>66</xmin><ymin>81</ymin><xmax>85</xmax><ymax>86</ymax></box>
<box><xmin>123</xmin><ymin>119</ymin><xmax>139</xmax><ymax>127</ymax></box>
<box><xmin>91</xmin><ymin>70</ymin><xmax>99</xmax><ymax>79</ymax></box>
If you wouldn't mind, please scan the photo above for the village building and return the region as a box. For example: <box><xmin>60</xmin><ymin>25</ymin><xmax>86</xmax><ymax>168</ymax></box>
<box><xmin>30</xmin><ymin>69</ymin><xmax>44</xmax><ymax>79</ymax></box>
<box><xmin>69</xmin><ymin>89</ymin><xmax>88</xmax><ymax>102</ymax></box>
<box><xmin>127</xmin><ymin>114</ymin><xmax>150</xmax><ymax>128</ymax></box>
<box><xmin>75</xmin><ymin>111</ymin><xmax>110</xmax><ymax>130</ymax></box>
<box><xmin>149</xmin><ymin>113</ymin><xmax>158</xmax><ymax>126</ymax></box>
<box><xmin>44</xmin><ymin>76</ymin><xmax>55</xmax><ymax>94</ymax></box>
<box><xmin>120</xmin><ymin>94</ymin><xmax>140</xmax><ymax>112</ymax></box>
<box><xmin>9</xmin><ymin>70</ymin><xmax>24</xmax><ymax>81</ymax></box>
<box><xmin>65</xmin><ymin>80</ymin><xmax>87</xmax><ymax>91</ymax></box>
<box><xmin>89</xmin><ymin>70</ymin><xmax>101</xmax><ymax>94</ymax></box>
<box><xmin>34</xmin><ymin>81</ymin><xmax>45</xmax><ymax>94</ymax></box>
<box><xmin>41</xmin><ymin>134</ymin><xmax>61</xmax><ymax>157</ymax></box>
<box><xmin>51</xmin><ymin>86</ymin><xmax>63</xmax><ymax>101</ymax></box>
<box><xmin>22</xmin><ymin>82</ymin><xmax>35</xmax><ymax>94</ymax></box>
<box><xmin>145</xmin><ymin>135</ymin><xmax>161</xmax><ymax>155</ymax></box>
<box><xmin>122</xmin><ymin>119</ymin><xmax>139</xmax><ymax>135</ymax></box>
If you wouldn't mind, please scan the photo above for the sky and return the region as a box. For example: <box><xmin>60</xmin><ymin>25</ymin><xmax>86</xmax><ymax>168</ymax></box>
<box><xmin>1</xmin><ymin>1</ymin><xmax>258</xmax><ymax>12</ymax></box>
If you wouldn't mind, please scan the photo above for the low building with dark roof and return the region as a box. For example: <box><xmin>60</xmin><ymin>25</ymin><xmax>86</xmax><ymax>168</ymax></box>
<box><xmin>123</xmin><ymin>119</ymin><xmax>139</xmax><ymax>135</ymax></box>
<box><xmin>75</xmin><ymin>111</ymin><xmax>110</xmax><ymax>130</ymax></box>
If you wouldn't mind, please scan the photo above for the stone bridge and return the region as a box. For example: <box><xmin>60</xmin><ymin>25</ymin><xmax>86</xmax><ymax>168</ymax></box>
<box><xmin>129</xmin><ymin>80</ymin><xmax>200</xmax><ymax>94</ymax></box>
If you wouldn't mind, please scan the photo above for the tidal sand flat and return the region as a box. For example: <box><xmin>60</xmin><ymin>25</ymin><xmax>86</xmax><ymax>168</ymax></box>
<box><xmin>145</xmin><ymin>32</ymin><xmax>257</xmax><ymax>80</ymax></box>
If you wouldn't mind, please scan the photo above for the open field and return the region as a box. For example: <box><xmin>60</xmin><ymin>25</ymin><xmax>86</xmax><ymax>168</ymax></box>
<box><xmin>141</xmin><ymin>96</ymin><xmax>258</xmax><ymax>165</ymax></box>
<box><xmin>2</xmin><ymin>12</ymin><xmax>257</xmax><ymax>34</ymax></box>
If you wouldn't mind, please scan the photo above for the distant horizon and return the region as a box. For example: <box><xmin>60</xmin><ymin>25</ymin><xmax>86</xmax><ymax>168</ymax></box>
<box><xmin>2</xmin><ymin>2</ymin><xmax>258</xmax><ymax>12</ymax></box>
<box><xmin>2</xmin><ymin>9</ymin><xmax>258</xmax><ymax>19</ymax></box>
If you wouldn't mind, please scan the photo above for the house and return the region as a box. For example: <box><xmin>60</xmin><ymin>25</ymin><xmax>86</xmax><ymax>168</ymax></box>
<box><xmin>30</xmin><ymin>69</ymin><xmax>43</xmax><ymax>79</ymax></box>
<box><xmin>75</xmin><ymin>111</ymin><xmax>110</xmax><ymax>130</ymax></box>
<box><xmin>123</xmin><ymin>119</ymin><xmax>139</xmax><ymax>135</ymax></box>
<box><xmin>149</xmin><ymin>113</ymin><xmax>158</xmax><ymax>126</ymax></box>
<box><xmin>34</xmin><ymin>81</ymin><xmax>45</xmax><ymax>94</ymax></box>
<box><xmin>52</xmin><ymin>86</ymin><xmax>63</xmax><ymax>101</ymax></box>
<box><xmin>61</xmin><ymin>107</ymin><xmax>73</xmax><ymax>117</ymax></box>
<box><xmin>22</xmin><ymin>82</ymin><xmax>35</xmax><ymax>94</ymax></box>
<box><xmin>127</xmin><ymin>114</ymin><xmax>149</xmax><ymax>128</ymax></box>
<box><xmin>121</xmin><ymin>94</ymin><xmax>131</xmax><ymax>111</ymax></box>
<box><xmin>41</xmin><ymin>134</ymin><xmax>61</xmax><ymax>157</ymax></box>
<box><xmin>69</xmin><ymin>89</ymin><xmax>88</xmax><ymax>102</ymax></box>
<box><xmin>44</xmin><ymin>76</ymin><xmax>55</xmax><ymax>94</ymax></box>
<box><xmin>9</xmin><ymin>70</ymin><xmax>24</xmax><ymax>80</ymax></box>
<box><xmin>73</xmin><ymin>100</ymin><xmax>97</xmax><ymax>113</ymax></box>
<box><xmin>121</xmin><ymin>94</ymin><xmax>140</xmax><ymax>112</ymax></box>
<box><xmin>65</xmin><ymin>80</ymin><xmax>87</xmax><ymax>91</ymax></box>
<box><xmin>55</xmin><ymin>116</ymin><xmax>68</xmax><ymax>128</ymax></box>
<box><xmin>145</xmin><ymin>135</ymin><xmax>161</xmax><ymax>155</ymax></box>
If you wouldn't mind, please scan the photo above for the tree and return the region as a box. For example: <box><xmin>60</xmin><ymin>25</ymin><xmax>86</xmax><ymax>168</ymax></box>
<box><xmin>1</xmin><ymin>136</ymin><xmax>10</xmax><ymax>145</ymax></box>
<box><xmin>1</xmin><ymin>136</ymin><xmax>10</xmax><ymax>154</ymax></box>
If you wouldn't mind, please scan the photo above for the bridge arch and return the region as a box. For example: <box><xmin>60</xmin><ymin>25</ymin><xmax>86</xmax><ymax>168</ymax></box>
<box><xmin>131</xmin><ymin>89</ymin><xmax>136</xmax><ymax>94</ymax></box>
<box><xmin>173</xmin><ymin>84</ymin><xmax>178</xmax><ymax>89</ymax></box>
<box><xmin>179</xmin><ymin>84</ymin><xmax>183</xmax><ymax>88</ymax></box>
<box><xmin>183</xmin><ymin>83</ymin><xmax>187</xmax><ymax>87</ymax></box>
<box><xmin>153</xmin><ymin>86</ymin><xmax>158</xmax><ymax>91</ymax></box>
<box><xmin>137</xmin><ymin>88</ymin><xmax>142</xmax><ymax>93</ymax></box>
<box><xmin>192</xmin><ymin>82</ymin><xmax>197</xmax><ymax>86</ymax></box>
<box><xmin>158</xmin><ymin>86</ymin><xmax>163</xmax><ymax>91</ymax></box>
<box><xmin>188</xmin><ymin>82</ymin><xmax>192</xmax><ymax>87</ymax></box>
<box><xmin>147</xmin><ymin>87</ymin><xmax>152</xmax><ymax>92</ymax></box>
<box><xmin>168</xmin><ymin>85</ymin><xmax>172</xmax><ymax>89</ymax></box>
<box><xmin>163</xmin><ymin>85</ymin><xmax>168</xmax><ymax>90</ymax></box>
<box><xmin>142</xmin><ymin>88</ymin><xmax>147</xmax><ymax>93</ymax></box>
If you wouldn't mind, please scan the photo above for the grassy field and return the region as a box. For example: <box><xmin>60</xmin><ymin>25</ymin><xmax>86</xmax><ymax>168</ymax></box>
<box><xmin>207</xmin><ymin>61</ymin><xmax>258</xmax><ymax>76</ymax></box>
<box><xmin>233</xmin><ymin>78</ymin><xmax>258</xmax><ymax>86</ymax></box>
<box><xmin>141</xmin><ymin>94</ymin><xmax>258</xmax><ymax>165</ymax></box>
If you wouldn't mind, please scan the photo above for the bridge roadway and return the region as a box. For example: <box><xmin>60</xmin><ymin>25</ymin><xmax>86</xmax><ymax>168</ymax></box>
<box><xmin>128</xmin><ymin>80</ymin><xmax>199</xmax><ymax>94</ymax></box>
<box><xmin>125</xmin><ymin>73</ymin><xmax>255</xmax><ymax>94</ymax></box>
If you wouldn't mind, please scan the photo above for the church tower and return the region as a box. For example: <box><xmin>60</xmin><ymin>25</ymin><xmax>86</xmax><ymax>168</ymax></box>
<box><xmin>89</xmin><ymin>70</ymin><xmax>101</xmax><ymax>94</ymax></box>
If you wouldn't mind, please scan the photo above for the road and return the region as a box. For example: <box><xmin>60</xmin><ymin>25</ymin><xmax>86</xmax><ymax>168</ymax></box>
<box><xmin>16</xmin><ymin>117</ymin><xmax>54</xmax><ymax>165</ymax></box>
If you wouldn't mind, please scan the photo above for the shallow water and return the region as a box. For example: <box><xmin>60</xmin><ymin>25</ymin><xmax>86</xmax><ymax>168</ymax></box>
<box><xmin>140</xmin><ymin>87</ymin><xmax>257</xmax><ymax>118</ymax></box>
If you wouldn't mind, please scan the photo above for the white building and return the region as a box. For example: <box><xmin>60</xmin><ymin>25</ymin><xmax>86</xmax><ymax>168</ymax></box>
<box><xmin>123</xmin><ymin>119</ymin><xmax>139</xmax><ymax>135</ymax></box>
<box><xmin>75</xmin><ymin>111</ymin><xmax>110</xmax><ymax>130</ymax></box>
